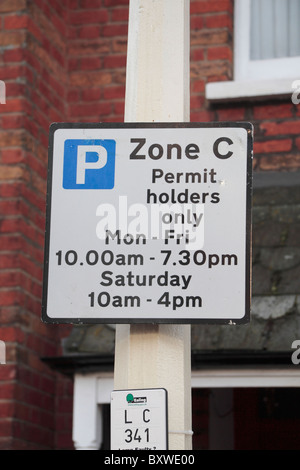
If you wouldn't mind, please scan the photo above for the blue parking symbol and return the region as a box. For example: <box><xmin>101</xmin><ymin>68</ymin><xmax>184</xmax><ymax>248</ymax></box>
<box><xmin>63</xmin><ymin>139</ymin><xmax>116</xmax><ymax>189</ymax></box>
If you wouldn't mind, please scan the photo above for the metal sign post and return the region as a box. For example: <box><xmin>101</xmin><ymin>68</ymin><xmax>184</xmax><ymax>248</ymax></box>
<box><xmin>113</xmin><ymin>0</ymin><xmax>193</xmax><ymax>450</ymax></box>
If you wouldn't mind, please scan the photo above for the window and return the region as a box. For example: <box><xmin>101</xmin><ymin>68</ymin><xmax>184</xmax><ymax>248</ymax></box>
<box><xmin>206</xmin><ymin>0</ymin><xmax>300</xmax><ymax>100</ymax></box>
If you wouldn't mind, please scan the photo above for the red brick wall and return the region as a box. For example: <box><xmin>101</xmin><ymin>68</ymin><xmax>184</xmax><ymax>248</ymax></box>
<box><xmin>0</xmin><ymin>0</ymin><xmax>70</xmax><ymax>450</ymax></box>
<box><xmin>66</xmin><ymin>0</ymin><xmax>128</xmax><ymax>123</ymax></box>
<box><xmin>0</xmin><ymin>0</ymin><xmax>299</xmax><ymax>450</ymax></box>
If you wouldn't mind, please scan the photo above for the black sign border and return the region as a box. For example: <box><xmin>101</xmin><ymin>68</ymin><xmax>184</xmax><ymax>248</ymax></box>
<box><xmin>42</xmin><ymin>122</ymin><xmax>253</xmax><ymax>325</ymax></box>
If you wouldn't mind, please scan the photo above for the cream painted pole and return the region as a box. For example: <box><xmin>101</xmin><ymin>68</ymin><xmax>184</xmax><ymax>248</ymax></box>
<box><xmin>113</xmin><ymin>0</ymin><xmax>192</xmax><ymax>450</ymax></box>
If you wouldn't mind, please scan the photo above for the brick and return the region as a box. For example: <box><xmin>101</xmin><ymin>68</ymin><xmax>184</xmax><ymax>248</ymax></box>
<box><xmin>5</xmin><ymin>83</ymin><xmax>25</xmax><ymax>98</ymax></box>
<box><xmin>191</xmin><ymin>47</ymin><xmax>205</xmax><ymax>61</ymax></box>
<box><xmin>259</xmin><ymin>153</ymin><xmax>300</xmax><ymax>171</ymax></box>
<box><xmin>0</xmin><ymin>290</ymin><xmax>22</xmax><ymax>307</ymax></box>
<box><xmin>0</xmin><ymin>365</ymin><xmax>16</xmax><ymax>381</ymax></box>
<box><xmin>68</xmin><ymin>102</ymin><xmax>111</xmax><ymax>117</ymax></box>
<box><xmin>32</xmin><ymin>109</ymin><xmax>50</xmax><ymax>134</ymax></box>
<box><xmin>47</xmin><ymin>74</ymin><xmax>66</xmax><ymax>98</ymax></box>
<box><xmin>81</xmin><ymin>88</ymin><xmax>101</xmax><ymax>101</ymax></box>
<box><xmin>191</xmin><ymin>16</ymin><xmax>204</xmax><ymax>30</ymax></box>
<box><xmin>0</xmin><ymin>0</ymin><xmax>26</xmax><ymax>12</ymax></box>
<box><xmin>50</xmin><ymin>46</ymin><xmax>65</xmax><ymax>68</ymax></box>
<box><xmin>49</xmin><ymin>12</ymin><xmax>68</xmax><ymax>38</ymax></box>
<box><xmin>0</xmin><ymin>165</ymin><xmax>24</xmax><ymax>180</ymax></box>
<box><xmin>0</xmin><ymin>131</ymin><xmax>24</xmax><ymax>147</ymax></box>
<box><xmin>19</xmin><ymin>200</ymin><xmax>45</xmax><ymax>231</ymax></box>
<box><xmin>67</xmin><ymin>89</ymin><xmax>80</xmax><ymax>102</ymax></box>
<box><xmin>217</xmin><ymin>106</ymin><xmax>245</xmax><ymax>120</ymax></box>
<box><xmin>69</xmin><ymin>71</ymin><xmax>112</xmax><ymax>86</ymax></box>
<box><xmin>0</xmin><ymin>403</ymin><xmax>14</xmax><ymax>418</ymax></box>
<box><xmin>0</xmin><ymin>306</ymin><xmax>20</xmax><ymax>325</ymax></box>
<box><xmin>0</xmin><ymin>197</ymin><xmax>23</xmax><ymax>216</ymax></box>
<box><xmin>78</xmin><ymin>25</ymin><xmax>100</xmax><ymax>39</ymax></box>
<box><xmin>24</xmin><ymin>49</ymin><xmax>42</xmax><ymax>75</ymax></box>
<box><xmin>19</xmin><ymin>220</ymin><xmax>44</xmax><ymax>247</ymax></box>
<box><xmin>102</xmin><ymin>24</ymin><xmax>128</xmax><ymax>37</ymax></box>
<box><xmin>0</xmin><ymin>98</ymin><xmax>25</xmax><ymax>113</ymax></box>
<box><xmin>191</xmin><ymin>30</ymin><xmax>229</xmax><ymax>46</ymax></box>
<box><xmin>260</xmin><ymin>120</ymin><xmax>300</xmax><ymax>136</ymax></box>
<box><xmin>80</xmin><ymin>57</ymin><xmax>102</xmax><ymax>70</ymax></box>
<box><xmin>1</xmin><ymin>115</ymin><xmax>24</xmax><ymax>130</ymax></box>
<box><xmin>1</xmin><ymin>149</ymin><xmax>24</xmax><ymax>164</ymax></box>
<box><xmin>295</xmin><ymin>137</ymin><xmax>300</xmax><ymax>150</ymax></box>
<box><xmin>69</xmin><ymin>10</ymin><xmax>109</xmax><ymax>25</ymax></box>
<box><xmin>190</xmin><ymin>110</ymin><xmax>216</xmax><ymax>122</ymax></box>
<box><xmin>113</xmin><ymin>101</ymin><xmax>124</xmax><ymax>115</ymax></box>
<box><xmin>20</xmin><ymin>255</ymin><xmax>43</xmax><ymax>283</ymax></box>
<box><xmin>20</xmin><ymin>244</ymin><xmax>43</xmax><ymax>270</ymax></box>
<box><xmin>0</xmin><ymin>182</ymin><xmax>23</xmax><ymax>198</ymax></box>
<box><xmin>0</xmin><ymin>271</ymin><xmax>20</xmax><ymax>287</ymax></box>
<box><xmin>0</xmin><ymin>383</ymin><xmax>14</xmax><ymax>400</ymax></box>
<box><xmin>105</xmin><ymin>115</ymin><xmax>123</xmax><ymax>123</ymax></box>
<box><xmin>104</xmin><ymin>0</ymin><xmax>129</xmax><ymax>5</ymax></box>
<box><xmin>191</xmin><ymin>0</ymin><xmax>232</xmax><ymax>14</ymax></box>
<box><xmin>191</xmin><ymin>79</ymin><xmax>205</xmax><ymax>94</ymax></box>
<box><xmin>253</xmin><ymin>103</ymin><xmax>293</xmax><ymax>120</ymax></box>
<box><xmin>30</xmin><ymin>170</ymin><xmax>47</xmax><ymax>195</ymax></box>
<box><xmin>112</xmin><ymin>8</ymin><xmax>129</xmax><ymax>22</ymax></box>
<box><xmin>27</xmin><ymin>18</ymin><xmax>44</xmax><ymax>43</ymax></box>
<box><xmin>79</xmin><ymin>0</ymin><xmax>103</xmax><ymax>6</ymax></box>
<box><xmin>4</xmin><ymin>15</ymin><xmax>28</xmax><ymax>29</ymax></box>
<box><xmin>0</xmin><ymin>31</ymin><xmax>26</xmax><ymax>46</ymax></box>
<box><xmin>103</xmin><ymin>85</ymin><xmax>125</xmax><ymax>100</ymax></box>
<box><xmin>205</xmin><ymin>13</ymin><xmax>233</xmax><ymax>29</ymax></box>
<box><xmin>24</xmin><ymin>116</ymin><xmax>39</xmax><ymax>140</ymax></box>
<box><xmin>112</xmin><ymin>38</ymin><xmax>127</xmax><ymax>53</ymax></box>
<box><xmin>254</xmin><ymin>139</ymin><xmax>292</xmax><ymax>154</ymax></box>
<box><xmin>49</xmin><ymin>0</ymin><xmax>66</xmax><ymax>17</ymax></box>
<box><xmin>68</xmin><ymin>41</ymin><xmax>110</xmax><ymax>56</ymax></box>
<box><xmin>0</xmin><ymin>65</ymin><xmax>24</xmax><ymax>80</ymax></box>
<box><xmin>112</xmin><ymin>70</ymin><xmax>126</xmax><ymax>85</ymax></box>
<box><xmin>3</xmin><ymin>48</ymin><xmax>24</xmax><ymax>62</ymax></box>
<box><xmin>67</xmin><ymin>25</ymin><xmax>77</xmax><ymax>40</ymax></box>
<box><xmin>103</xmin><ymin>55</ymin><xmax>126</xmax><ymax>69</ymax></box>
<box><xmin>207</xmin><ymin>45</ymin><xmax>232</xmax><ymax>61</ymax></box>
<box><xmin>190</xmin><ymin>95</ymin><xmax>205</xmax><ymax>110</ymax></box>
<box><xmin>191</xmin><ymin>61</ymin><xmax>231</xmax><ymax>80</ymax></box>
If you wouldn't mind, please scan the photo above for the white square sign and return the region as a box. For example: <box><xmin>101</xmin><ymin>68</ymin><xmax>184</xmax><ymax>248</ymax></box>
<box><xmin>42</xmin><ymin>123</ymin><xmax>253</xmax><ymax>324</ymax></box>
<box><xmin>111</xmin><ymin>388</ymin><xmax>168</xmax><ymax>450</ymax></box>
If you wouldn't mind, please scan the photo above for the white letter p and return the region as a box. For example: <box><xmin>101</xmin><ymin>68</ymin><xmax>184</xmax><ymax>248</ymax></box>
<box><xmin>76</xmin><ymin>145</ymin><xmax>108</xmax><ymax>184</ymax></box>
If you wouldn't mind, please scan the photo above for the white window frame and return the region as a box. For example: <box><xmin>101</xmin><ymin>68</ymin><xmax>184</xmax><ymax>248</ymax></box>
<box><xmin>206</xmin><ymin>0</ymin><xmax>300</xmax><ymax>101</ymax></box>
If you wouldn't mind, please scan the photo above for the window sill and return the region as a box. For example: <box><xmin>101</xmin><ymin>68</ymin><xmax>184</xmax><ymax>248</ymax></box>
<box><xmin>205</xmin><ymin>78</ymin><xmax>296</xmax><ymax>102</ymax></box>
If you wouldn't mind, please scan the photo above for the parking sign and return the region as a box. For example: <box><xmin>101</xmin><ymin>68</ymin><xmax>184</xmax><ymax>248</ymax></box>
<box><xmin>42</xmin><ymin>122</ymin><xmax>252</xmax><ymax>324</ymax></box>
